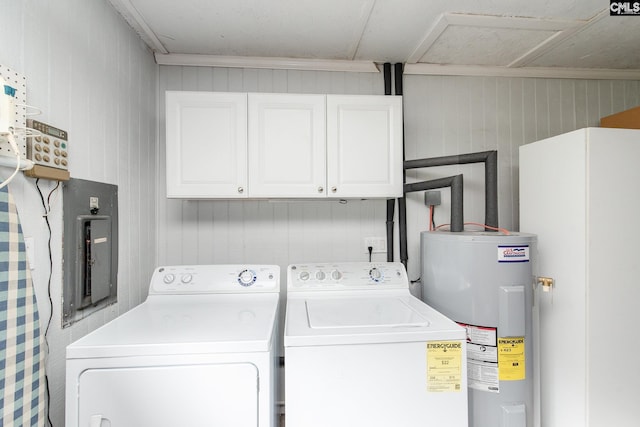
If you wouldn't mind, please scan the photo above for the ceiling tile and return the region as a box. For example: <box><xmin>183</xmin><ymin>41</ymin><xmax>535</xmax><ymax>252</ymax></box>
<box><xmin>528</xmin><ymin>16</ymin><xmax>640</xmax><ymax>69</ymax></box>
<box><xmin>419</xmin><ymin>26</ymin><xmax>558</xmax><ymax>66</ymax></box>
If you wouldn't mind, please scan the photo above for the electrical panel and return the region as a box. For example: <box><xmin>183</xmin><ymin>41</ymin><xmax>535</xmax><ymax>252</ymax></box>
<box><xmin>62</xmin><ymin>178</ymin><xmax>118</xmax><ymax>327</ymax></box>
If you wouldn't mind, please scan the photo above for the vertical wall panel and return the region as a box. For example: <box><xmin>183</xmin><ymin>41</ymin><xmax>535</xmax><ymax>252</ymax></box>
<box><xmin>0</xmin><ymin>2</ymin><xmax>157</xmax><ymax>425</ymax></box>
<box><xmin>403</xmin><ymin>74</ymin><xmax>640</xmax><ymax>280</ymax></box>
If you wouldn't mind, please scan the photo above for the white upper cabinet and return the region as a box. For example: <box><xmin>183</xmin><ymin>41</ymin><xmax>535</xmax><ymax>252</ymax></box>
<box><xmin>166</xmin><ymin>91</ymin><xmax>248</xmax><ymax>198</ymax></box>
<box><xmin>327</xmin><ymin>95</ymin><xmax>403</xmax><ymax>198</ymax></box>
<box><xmin>248</xmin><ymin>93</ymin><xmax>326</xmax><ymax>198</ymax></box>
<box><xmin>165</xmin><ymin>92</ymin><xmax>403</xmax><ymax>199</ymax></box>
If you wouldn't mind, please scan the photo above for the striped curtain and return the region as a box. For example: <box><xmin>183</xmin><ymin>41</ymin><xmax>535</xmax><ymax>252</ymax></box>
<box><xmin>0</xmin><ymin>186</ymin><xmax>46</xmax><ymax>426</ymax></box>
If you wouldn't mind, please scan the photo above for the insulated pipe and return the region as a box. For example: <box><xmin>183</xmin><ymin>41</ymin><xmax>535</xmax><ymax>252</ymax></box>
<box><xmin>394</xmin><ymin>63</ymin><xmax>409</xmax><ymax>268</ymax></box>
<box><xmin>383</xmin><ymin>63</ymin><xmax>395</xmax><ymax>262</ymax></box>
<box><xmin>383</xmin><ymin>63</ymin><xmax>392</xmax><ymax>96</ymax></box>
<box><xmin>398</xmin><ymin>197</ymin><xmax>407</xmax><ymax>266</ymax></box>
<box><xmin>404</xmin><ymin>175</ymin><xmax>464</xmax><ymax>232</ymax></box>
<box><xmin>404</xmin><ymin>150</ymin><xmax>498</xmax><ymax>229</ymax></box>
<box><xmin>394</xmin><ymin>63</ymin><xmax>404</xmax><ymax>97</ymax></box>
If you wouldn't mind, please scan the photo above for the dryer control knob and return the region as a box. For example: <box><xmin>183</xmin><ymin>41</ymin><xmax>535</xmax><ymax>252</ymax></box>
<box><xmin>163</xmin><ymin>273</ymin><xmax>175</xmax><ymax>284</ymax></box>
<box><xmin>369</xmin><ymin>268</ymin><xmax>383</xmax><ymax>282</ymax></box>
<box><xmin>181</xmin><ymin>274</ymin><xmax>193</xmax><ymax>284</ymax></box>
<box><xmin>331</xmin><ymin>270</ymin><xmax>342</xmax><ymax>281</ymax></box>
<box><xmin>238</xmin><ymin>269</ymin><xmax>256</xmax><ymax>286</ymax></box>
<box><xmin>315</xmin><ymin>271</ymin><xmax>326</xmax><ymax>281</ymax></box>
<box><xmin>299</xmin><ymin>271</ymin><xmax>310</xmax><ymax>281</ymax></box>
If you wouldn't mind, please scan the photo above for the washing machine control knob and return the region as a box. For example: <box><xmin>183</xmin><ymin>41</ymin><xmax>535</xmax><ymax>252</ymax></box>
<box><xmin>181</xmin><ymin>274</ymin><xmax>193</xmax><ymax>284</ymax></box>
<box><xmin>299</xmin><ymin>271</ymin><xmax>310</xmax><ymax>281</ymax></box>
<box><xmin>315</xmin><ymin>271</ymin><xmax>326</xmax><ymax>281</ymax></box>
<box><xmin>369</xmin><ymin>268</ymin><xmax>383</xmax><ymax>282</ymax></box>
<box><xmin>331</xmin><ymin>270</ymin><xmax>342</xmax><ymax>281</ymax></box>
<box><xmin>238</xmin><ymin>269</ymin><xmax>256</xmax><ymax>286</ymax></box>
<box><xmin>163</xmin><ymin>273</ymin><xmax>175</xmax><ymax>284</ymax></box>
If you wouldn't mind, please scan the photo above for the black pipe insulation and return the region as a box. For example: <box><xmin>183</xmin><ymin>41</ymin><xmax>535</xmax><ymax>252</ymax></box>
<box><xmin>394</xmin><ymin>63</ymin><xmax>404</xmax><ymax>96</ymax></box>
<box><xmin>383</xmin><ymin>63</ymin><xmax>392</xmax><ymax>96</ymax></box>
<box><xmin>393</xmin><ymin>63</ymin><xmax>409</xmax><ymax>267</ymax></box>
<box><xmin>404</xmin><ymin>175</ymin><xmax>464</xmax><ymax>232</ymax></box>
<box><xmin>386</xmin><ymin>201</ymin><xmax>395</xmax><ymax>262</ymax></box>
<box><xmin>398</xmin><ymin>197</ymin><xmax>407</xmax><ymax>267</ymax></box>
<box><xmin>404</xmin><ymin>150</ymin><xmax>497</xmax><ymax>169</ymax></box>
<box><xmin>404</xmin><ymin>150</ymin><xmax>498</xmax><ymax>230</ymax></box>
<box><xmin>383</xmin><ymin>63</ymin><xmax>395</xmax><ymax>262</ymax></box>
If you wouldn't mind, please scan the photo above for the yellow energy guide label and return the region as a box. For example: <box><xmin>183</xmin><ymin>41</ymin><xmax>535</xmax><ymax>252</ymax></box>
<box><xmin>498</xmin><ymin>337</ymin><xmax>525</xmax><ymax>381</ymax></box>
<box><xmin>427</xmin><ymin>341</ymin><xmax>463</xmax><ymax>392</ymax></box>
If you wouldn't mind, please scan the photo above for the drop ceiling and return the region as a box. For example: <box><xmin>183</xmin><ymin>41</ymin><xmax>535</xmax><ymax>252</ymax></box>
<box><xmin>108</xmin><ymin>0</ymin><xmax>640</xmax><ymax>78</ymax></box>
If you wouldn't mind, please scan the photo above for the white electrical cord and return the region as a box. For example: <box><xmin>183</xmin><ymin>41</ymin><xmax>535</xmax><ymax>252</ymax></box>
<box><xmin>0</xmin><ymin>131</ymin><xmax>22</xmax><ymax>190</ymax></box>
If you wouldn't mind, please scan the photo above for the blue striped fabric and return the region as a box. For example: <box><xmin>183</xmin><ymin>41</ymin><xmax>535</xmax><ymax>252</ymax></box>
<box><xmin>0</xmin><ymin>186</ymin><xmax>46</xmax><ymax>426</ymax></box>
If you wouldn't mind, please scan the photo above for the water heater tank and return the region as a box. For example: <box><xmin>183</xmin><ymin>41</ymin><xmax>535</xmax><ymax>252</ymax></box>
<box><xmin>421</xmin><ymin>231</ymin><xmax>537</xmax><ymax>427</ymax></box>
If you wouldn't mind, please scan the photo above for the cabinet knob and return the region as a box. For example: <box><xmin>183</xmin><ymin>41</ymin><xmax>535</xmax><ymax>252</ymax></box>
<box><xmin>331</xmin><ymin>186</ymin><xmax>337</xmax><ymax>193</ymax></box>
<box><xmin>317</xmin><ymin>186</ymin><xmax>324</xmax><ymax>193</ymax></box>
<box><xmin>238</xmin><ymin>187</ymin><xmax>244</xmax><ymax>194</ymax></box>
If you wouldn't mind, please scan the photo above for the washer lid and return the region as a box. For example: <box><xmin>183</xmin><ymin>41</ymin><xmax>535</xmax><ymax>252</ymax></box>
<box><xmin>66</xmin><ymin>294</ymin><xmax>279</xmax><ymax>359</ymax></box>
<box><xmin>306</xmin><ymin>297</ymin><xmax>429</xmax><ymax>329</ymax></box>
<box><xmin>285</xmin><ymin>294</ymin><xmax>465</xmax><ymax>347</ymax></box>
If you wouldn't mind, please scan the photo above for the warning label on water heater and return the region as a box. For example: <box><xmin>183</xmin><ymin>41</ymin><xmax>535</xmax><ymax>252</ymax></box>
<box><xmin>497</xmin><ymin>245</ymin><xmax>529</xmax><ymax>263</ymax></box>
<box><xmin>457</xmin><ymin>322</ymin><xmax>500</xmax><ymax>393</ymax></box>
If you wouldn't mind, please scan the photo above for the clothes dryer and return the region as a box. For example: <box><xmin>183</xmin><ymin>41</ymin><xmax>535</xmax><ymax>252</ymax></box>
<box><xmin>284</xmin><ymin>262</ymin><xmax>468</xmax><ymax>427</ymax></box>
<box><xmin>66</xmin><ymin>265</ymin><xmax>280</xmax><ymax>427</ymax></box>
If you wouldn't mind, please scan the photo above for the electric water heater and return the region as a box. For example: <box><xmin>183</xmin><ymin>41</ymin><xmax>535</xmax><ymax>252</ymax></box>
<box><xmin>421</xmin><ymin>231</ymin><xmax>537</xmax><ymax>427</ymax></box>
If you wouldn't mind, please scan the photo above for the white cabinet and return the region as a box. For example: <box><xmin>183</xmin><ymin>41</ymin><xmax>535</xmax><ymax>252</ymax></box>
<box><xmin>248</xmin><ymin>93</ymin><xmax>326</xmax><ymax>198</ymax></box>
<box><xmin>166</xmin><ymin>91</ymin><xmax>247</xmax><ymax>198</ymax></box>
<box><xmin>166</xmin><ymin>92</ymin><xmax>403</xmax><ymax>199</ymax></box>
<box><xmin>327</xmin><ymin>95</ymin><xmax>403</xmax><ymax>198</ymax></box>
<box><xmin>520</xmin><ymin>128</ymin><xmax>640</xmax><ymax>427</ymax></box>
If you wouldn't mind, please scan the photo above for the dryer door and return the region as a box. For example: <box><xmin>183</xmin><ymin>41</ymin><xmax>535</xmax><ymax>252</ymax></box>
<box><xmin>76</xmin><ymin>363</ymin><xmax>258</xmax><ymax>426</ymax></box>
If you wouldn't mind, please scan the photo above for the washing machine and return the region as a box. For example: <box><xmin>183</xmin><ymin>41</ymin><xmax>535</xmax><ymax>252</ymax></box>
<box><xmin>65</xmin><ymin>264</ymin><xmax>280</xmax><ymax>427</ymax></box>
<box><xmin>284</xmin><ymin>262</ymin><xmax>468</xmax><ymax>427</ymax></box>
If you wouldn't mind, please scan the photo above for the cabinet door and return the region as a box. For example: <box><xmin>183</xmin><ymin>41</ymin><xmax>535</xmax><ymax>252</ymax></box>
<box><xmin>248</xmin><ymin>93</ymin><xmax>326</xmax><ymax>197</ymax></box>
<box><xmin>326</xmin><ymin>95</ymin><xmax>403</xmax><ymax>198</ymax></box>
<box><xmin>166</xmin><ymin>91</ymin><xmax>247</xmax><ymax>198</ymax></box>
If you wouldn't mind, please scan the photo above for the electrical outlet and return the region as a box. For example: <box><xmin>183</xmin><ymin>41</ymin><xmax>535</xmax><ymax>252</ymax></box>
<box><xmin>24</xmin><ymin>236</ymin><xmax>35</xmax><ymax>270</ymax></box>
<box><xmin>364</xmin><ymin>236</ymin><xmax>387</xmax><ymax>253</ymax></box>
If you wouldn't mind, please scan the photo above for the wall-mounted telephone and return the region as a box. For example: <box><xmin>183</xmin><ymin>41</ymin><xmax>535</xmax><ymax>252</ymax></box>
<box><xmin>26</xmin><ymin>119</ymin><xmax>69</xmax><ymax>170</ymax></box>
<box><xmin>23</xmin><ymin>119</ymin><xmax>71</xmax><ymax>181</ymax></box>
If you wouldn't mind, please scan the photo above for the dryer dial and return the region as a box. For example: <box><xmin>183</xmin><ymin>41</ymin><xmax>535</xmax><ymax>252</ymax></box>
<box><xmin>369</xmin><ymin>268</ymin><xmax>383</xmax><ymax>282</ymax></box>
<box><xmin>163</xmin><ymin>273</ymin><xmax>175</xmax><ymax>284</ymax></box>
<box><xmin>238</xmin><ymin>269</ymin><xmax>257</xmax><ymax>287</ymax></box>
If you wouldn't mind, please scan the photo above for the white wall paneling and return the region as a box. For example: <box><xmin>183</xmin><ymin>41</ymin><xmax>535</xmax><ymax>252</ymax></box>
<box><xmin>0</xmin><ymin>1</ymin><xmax>157</xmax><ymax>425</ymax></box>
<box><xmin>402</xmin><ymin>76</ymin><xmax>639</xmax><ymax>282</ymax></box>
